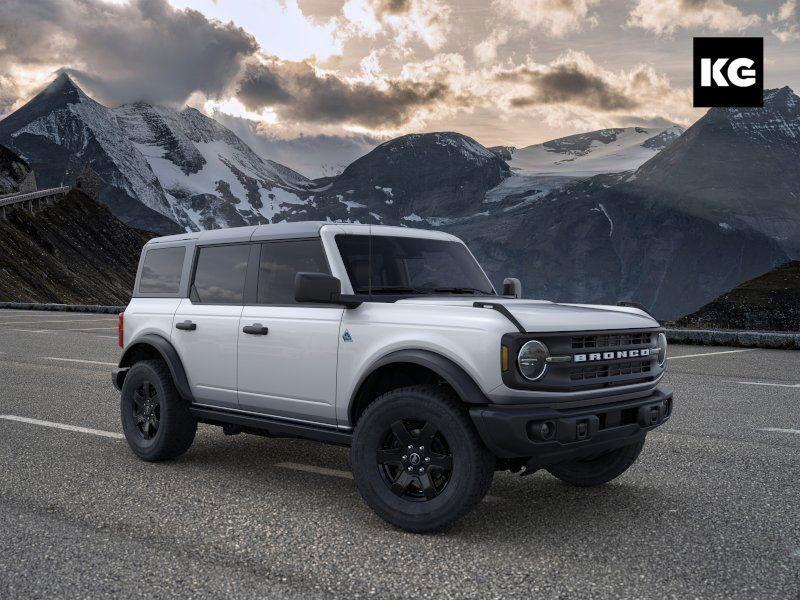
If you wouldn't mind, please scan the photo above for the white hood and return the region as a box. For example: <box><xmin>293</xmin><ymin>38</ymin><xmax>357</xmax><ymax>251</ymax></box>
<box><xmin>397</xmin><ymin>297</ymin><xmax>659</xmax><ymax>332</ymax></box>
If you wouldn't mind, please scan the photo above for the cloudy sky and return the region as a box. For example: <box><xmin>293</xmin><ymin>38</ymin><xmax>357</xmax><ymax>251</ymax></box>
<box><xmin>0</xmin><ymin>0</ymin><xmax>797</xmax><ymax>147</ymax></box>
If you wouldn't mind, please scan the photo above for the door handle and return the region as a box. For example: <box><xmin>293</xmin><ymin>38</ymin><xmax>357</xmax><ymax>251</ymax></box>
<box><xmin>242</xmin><ymin>323</ymin><xmax>269</xmax><ymax>335</ymax></box>
<box><xmin>175</xmin><ymin>320</ymin><xmax>196</xmax><ymax>331</ymax></box>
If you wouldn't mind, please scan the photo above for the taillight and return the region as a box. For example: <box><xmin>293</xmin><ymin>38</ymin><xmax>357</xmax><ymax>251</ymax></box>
<box><xmin>118</xmin><ymin>313</ymin><xmax>124</xmax><ymax>348</ymax></box>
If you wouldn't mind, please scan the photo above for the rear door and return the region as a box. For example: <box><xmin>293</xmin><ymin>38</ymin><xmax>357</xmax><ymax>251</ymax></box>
<box><xmin>237</xmin><ymin>239</ymin><xmax>343</xmax><ymax>425</ymax></box>
<box><xmin>172</xmin><ymin>243</ymin><xmax>255</xmax><ymax>409</ymax></box>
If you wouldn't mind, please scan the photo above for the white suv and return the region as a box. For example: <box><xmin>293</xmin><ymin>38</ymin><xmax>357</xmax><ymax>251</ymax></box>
<box><xmin>114</xmin><ymin>222</ymin><xmax>672</xmax><ymax>532</ymax></box>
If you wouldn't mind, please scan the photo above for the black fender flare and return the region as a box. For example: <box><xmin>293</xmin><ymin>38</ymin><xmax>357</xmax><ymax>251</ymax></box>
<box><xmin>351</xmin><ymin>349</ymin><xmax>490</xmax><ymax>419</ymax></box>
<box><xmin>117</xmin><ymin>334</ymin><xmax>194</xmax><ymax>402</ymax></box>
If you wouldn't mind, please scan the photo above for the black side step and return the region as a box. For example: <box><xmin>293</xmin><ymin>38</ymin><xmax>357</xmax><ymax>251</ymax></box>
<box><xmin>190</xmin><ymin>406</ymin><xmax>352</xmax><ymax>446</ymax></box>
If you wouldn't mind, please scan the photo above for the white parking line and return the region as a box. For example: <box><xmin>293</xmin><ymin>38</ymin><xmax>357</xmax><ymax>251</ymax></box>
<box><xmin>37</xmin><ymin>327</ymin><xmax>117</xmax><ymax>332</ymax></box>
<box><xmin>758</xmin><ymin>427</ymin><xmax>800</xmax><ymax>435</ymax></box>
<box><xmin>0</xmin><ymin>415</ymin><xmax>124</xmax><ymax>439</ymax></box>
<box><xmin>275</xmin><ymin>461</ymin><xmax>354</xmax><ymax>480</ymax></box>
<box><xmin>8</xmin><ymin>328</ymin><xmax>117</xmax><ymax>338</ymax></box>
<box><xmin>39</xmin><ymin>356</ymin><xmax>117</xmax><ymax>366</ymax></box>
<box><xmin>0</xmin><ymin>318</ymin><xmax>116</xmax><ymax>326</ymax></box>
<box><xmin>738</xmin><ymin>381</ymin><xmax>800</xmax><ymax>388</ymax></box>
<box><xmin>667</xmin><ymin>349</ymin><xmax>755</xmax><ymax>360</ymax></box>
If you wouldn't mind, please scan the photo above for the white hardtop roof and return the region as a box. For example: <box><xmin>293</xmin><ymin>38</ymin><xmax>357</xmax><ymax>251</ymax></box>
<box><xmin>146</xmin><ymin>221</ymin><xmax>461</xmax><ymax>246</ymax></box>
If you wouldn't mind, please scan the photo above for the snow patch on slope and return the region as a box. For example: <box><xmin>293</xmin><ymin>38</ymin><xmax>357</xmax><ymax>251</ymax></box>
<box><xmin>509</xmin><ymin>126</ymin><xmax>683</xmax><ymax>177</ymax></box>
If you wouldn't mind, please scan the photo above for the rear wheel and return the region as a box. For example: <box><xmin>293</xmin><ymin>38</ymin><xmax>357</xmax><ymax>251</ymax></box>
<box><xmin>546</xmin><ymin>439</ymin><xmax>645</xmax><ymax>487</ymax></box>
<box><xmin>351</xmin><ymin>385</ymin><xmax>494</xmax><ymax>533</ymax></box>
<box><xmin>121</xmin><ymin>360</ymin><xmax>196</xmax><ymax>461</ymax></box>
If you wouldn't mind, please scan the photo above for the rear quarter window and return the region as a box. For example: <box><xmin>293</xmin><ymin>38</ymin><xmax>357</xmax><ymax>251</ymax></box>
<box><xmin>138</xmin><ymin>246</ymin><xmax>186</xmax><ymax>295</ymax></box>
<box><xmin>191</xmin><ymin>244</ymin><xmax>251</xmax><ymax>304</ymax></box>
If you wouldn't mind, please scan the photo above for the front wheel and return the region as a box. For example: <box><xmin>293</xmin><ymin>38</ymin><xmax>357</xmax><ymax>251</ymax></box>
<box><xmin>351</xmin><ymin>385</ymin><xmax>494</xmax><ymax>533</ymax></box>
<box><xmin>546</xmin><ymin>439</ymin><xmax>645</xmax><ymax>487</ymax></box>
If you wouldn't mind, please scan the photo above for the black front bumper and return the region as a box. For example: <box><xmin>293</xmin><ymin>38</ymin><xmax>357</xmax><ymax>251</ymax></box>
<box><xmin>470</xmin><ymin>386</ymin><xmax>673</xmax><ymax>470</ymax></box>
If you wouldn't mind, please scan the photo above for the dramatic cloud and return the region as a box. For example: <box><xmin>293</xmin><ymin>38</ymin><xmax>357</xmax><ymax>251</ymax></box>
<box><xmin>490</xmin><ymin>51</ymin><xmax>695</xmax><ymax>126</ymax></box>
<box><xmin>474</xmin><ymin>28</ymin><xmax>511</xmax><ymax>64</ymax></box>
<box><xmin>0</xmin><ymin>0</ymin><xmax>257</xmax><ymax>108</ymax></box>
<box><xmin>168</xmin><ymin>0</ymin><xmax>346</xmax><ymax>61</ymax></box>
<box><xmin>342</xmin><ymin>0</ymin><xmax>451</xmax><ymax>50</ymax></box>
<box><xmin>769</xmin><ymin>0</ymin><xmax>800</xmax><ymax>42</ymax></box>
<box><xmin>236</xmin><ymin>57</ymin><xmax>453</xmax><ymax>129</ymax></box>
<box><xmin>627</xmin><ymin>0</ymin><xmax>761</xmax><ymax>35</ymax></box>
<box><xmin>492</xmin><ymin>0</ymin><xmax>600</xmax><ymax>37</ymax></box>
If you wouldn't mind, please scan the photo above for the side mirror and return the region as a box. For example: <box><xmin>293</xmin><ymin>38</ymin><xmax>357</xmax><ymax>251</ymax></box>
<box><xmin>295</xmin><ymin>272</ymin><xmax>342</xmax><ymax>304</ymax></box>
<box><xmin>502</xmin><ymin>277</ymin><xmax>522</xmax><ymax>299</ymax></box>
<box><xmin>295</xmin><ymin>272</ymin><xmax>362</xmax><ymax>308</ymax></box>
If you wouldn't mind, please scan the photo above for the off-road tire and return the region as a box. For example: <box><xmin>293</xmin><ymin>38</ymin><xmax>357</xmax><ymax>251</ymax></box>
<box><xmin>351</xmin><ymin>385</ymin><xmax>495</xmax><ymax>533</ymax></box>
<box><xmin>546</xmin><ymin>439</ymin><xmax>645</xmax><ymax>487</ymax></box>
<box><xmin>121</xmin><ymin>359</ymin><xmax>197</xmax><ymax>461</ymax></box>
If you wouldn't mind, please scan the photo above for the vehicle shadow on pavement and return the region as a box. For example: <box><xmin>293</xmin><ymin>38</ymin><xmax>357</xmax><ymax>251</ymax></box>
<box><xmin>147</xmin><ymin>427</ymin><xmax>680</xmax><ymax>539</ymax></box>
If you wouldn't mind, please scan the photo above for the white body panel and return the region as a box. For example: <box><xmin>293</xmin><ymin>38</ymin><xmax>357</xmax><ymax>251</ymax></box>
<box><xmin>122</xmin><ymin>297</ymin><xmax>182</xmax><ymax>349</ymax></box>
<box><xmin>237</xmin><ymin>305</ymin><xmax>343</xmax><ymax>425</ymax></box>
<box><xmin>172</xmin><ymin>298</ymin><xmax>242</xmax><ymax>408</ymax></box>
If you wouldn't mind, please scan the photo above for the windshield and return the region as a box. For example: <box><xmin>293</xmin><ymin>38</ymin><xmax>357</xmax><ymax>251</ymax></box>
<box><xmin>335</xmin><ymin>234</ymin><xmax>495</xmax><ymax>295</ymax></box>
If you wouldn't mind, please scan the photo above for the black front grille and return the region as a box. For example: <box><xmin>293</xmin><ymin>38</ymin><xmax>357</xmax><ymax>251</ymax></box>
<box><xmin>570</xmin><ymin>359</ymin><xmax>652</xmax><ymax>381</ymax></box>
<box><xmin>571</xmin><ymin>332</ymin><xmax>653</xmax><ymax>350</ymax></box>
<box><xmin>502</xmin><ymin>328</ymin><xmax>664</xmax><ymax>392</ymax></box>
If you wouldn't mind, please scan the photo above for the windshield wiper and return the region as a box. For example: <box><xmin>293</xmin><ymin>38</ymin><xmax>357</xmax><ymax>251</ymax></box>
<box><xmin>354</xmin><ymin>286</ymin><xmax>426</xmax><ymax>294</ymax></box>
<box><xmin>431</xmin><ymin>287</ymin><xmax>493</xmax><ymax>295</ymax></box>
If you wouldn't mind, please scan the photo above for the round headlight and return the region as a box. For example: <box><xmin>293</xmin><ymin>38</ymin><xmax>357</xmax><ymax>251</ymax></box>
<box><xmin>657</xmin><ymin>332</ymin><xmax>668</xmax><ymax>367</ymax></box>
<box><xmin>517</xmin><ymin>340</ymin><xmax>550</xmax><ymax>381</ymax></box>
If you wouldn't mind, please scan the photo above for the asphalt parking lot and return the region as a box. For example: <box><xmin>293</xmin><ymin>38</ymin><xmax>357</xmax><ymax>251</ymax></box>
<box><xmin>0</xmin><ymin>308</ymin><xmax>798</xmax><ymax>599</ymax></box>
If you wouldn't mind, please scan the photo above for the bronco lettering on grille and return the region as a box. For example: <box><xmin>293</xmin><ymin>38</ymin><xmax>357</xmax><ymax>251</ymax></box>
<box><xmin>574</xmin><ymin>348</ymin><xmax>652</xmax><ymax>363</ymax></box>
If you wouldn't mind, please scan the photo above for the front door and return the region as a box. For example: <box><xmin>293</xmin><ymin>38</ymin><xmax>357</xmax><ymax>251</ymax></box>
<box><xmin>172</xmin><ymin>243</ymin><xmax>252</xmax><ymax>409</ymax></box>
<box><xmin>237</xmin><ymin>239</ymin><xmax>343</xmax><ymax>425</ymax></box>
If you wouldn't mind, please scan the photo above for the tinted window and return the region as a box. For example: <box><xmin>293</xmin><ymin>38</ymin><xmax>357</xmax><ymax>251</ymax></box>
<box><xmin>192</xmin><ymin>244</ymin><xmax>250</xmax><ymax>304</ymax></box>
<box><xmin>335</xmin><ymin>235</ymin><xmax>494</xmax><ymax>295</ymax></box>
<box><xmin>139</xmin><ymin>246</ymin><xmax>185</xmax><ymax>295</ymax></box>
<box><xmin>258</xmin><ymin>240</ymin><xmax>329</xmax><ymax>304</ymax></box>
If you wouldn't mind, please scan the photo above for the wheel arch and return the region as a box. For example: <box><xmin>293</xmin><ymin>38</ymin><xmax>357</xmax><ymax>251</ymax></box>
<box><xmin>118</xmin><ymin>334</ymin><xmax>194</xmax><ymax>402</ymax></box>
<box><xmin>349</xmin><ymin>349</ymin><xmax>489</xmax><ymax>425</ymax></box>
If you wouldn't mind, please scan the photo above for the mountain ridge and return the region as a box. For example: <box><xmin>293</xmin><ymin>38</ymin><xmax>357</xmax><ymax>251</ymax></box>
<box><xmin>0</xmin><ymin>74</ymin><xmax>315</xmax><ymax>233</ymax></box>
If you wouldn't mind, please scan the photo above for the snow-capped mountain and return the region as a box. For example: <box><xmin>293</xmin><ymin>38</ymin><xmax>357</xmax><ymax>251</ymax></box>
<box><xmin>480</xmin><ymin>126</ymin><xmax>684</xmax><ymax>214</ymax></box>
<box><xmin>446</xmin><ymin>89</ymin><xmax>800</xmax><ymax>319</ymax></box>
<box><xmin>295</xmin><ymin>132</ymin><xmax>511</xmax><ymax>227</ymax></box>
<box><xmin>0</xmin><ymin>74</ymin><xmax>314</xmax><ymax>233</ymax></box>
<box><xmin>213</xmin><ymin>113</ymin><xmax>379</xmax><ymax>179</ymax></box>
<box><xmin>507</xmin><ymin>126</ymin><xmax>684</xmax><ymax>177</ymax></box>
<box><xmin>634</xmin><ymin>86</ymin><xmax>800</xmax><ymax>256</ymax></box>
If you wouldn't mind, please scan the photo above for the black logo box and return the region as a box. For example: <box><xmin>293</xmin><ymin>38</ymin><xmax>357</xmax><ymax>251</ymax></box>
<box><xmin>693</xmin><ymin>37</ymin><xmax>763</xmax><ymax>108</ymax></box>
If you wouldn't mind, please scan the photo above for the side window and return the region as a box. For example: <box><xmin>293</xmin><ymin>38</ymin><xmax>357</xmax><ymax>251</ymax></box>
<box><xmin>139</xmin><ymin>246</ymin><xmax>185</xmax><ymax>295</ymax></box>
<box><xmin>258</xmin><ymin>240</ymin><xmax>329</xmax><ymax>305</ymax></box>
<box><xmin>191</xmin><ymin>244</ymin><xmax>251</xmax><ymax>304</ymax></box>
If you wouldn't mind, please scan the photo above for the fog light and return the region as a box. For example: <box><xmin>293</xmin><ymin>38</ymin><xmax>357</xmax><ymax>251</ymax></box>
<box><xmin>528</xmin><ymin>420</ymin><xmax>556</xmax><ymax>441</ymax></box>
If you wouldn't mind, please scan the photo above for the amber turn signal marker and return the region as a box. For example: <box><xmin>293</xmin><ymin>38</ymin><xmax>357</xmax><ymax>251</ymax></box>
<box><xmin>501</xmin><ymin>346</ymin><xmax>509</xmax><ymax>371</ymax></box>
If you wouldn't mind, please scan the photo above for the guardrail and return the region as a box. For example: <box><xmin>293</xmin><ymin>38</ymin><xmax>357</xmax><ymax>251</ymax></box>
<box><xmin>0</xmin><ymin>186</ymin><xmax>71</xmax><ymax>217</ymax></box>
<box><xmin>0</xmin><ymin>302</ymin><xmax>125</xmax><ymax>314</ymax></box>
<box><xmin>666</xmin><ymin>328</ymin><xmax>800</xmax><ymax>350</ymax></box>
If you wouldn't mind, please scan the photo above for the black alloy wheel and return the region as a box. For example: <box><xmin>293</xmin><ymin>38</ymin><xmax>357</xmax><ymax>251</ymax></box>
<box><xmin>376</xmin><ymin>419</ymin><xmax>454</xmax><ymax>501</ymax></box>
<box><xmin>351</xmin><ymin>385</ymin><xmax>495</xmax><ymax>532</ymax></box>
<box><xmin>120</xmin><ymin>360</ymin><xmax>197</xmax><ymax>461</ymax></box>
<box><xmin>132</xmin><ymin>380</ymin><xmax>161</xmax><ymax>440</ymax></box>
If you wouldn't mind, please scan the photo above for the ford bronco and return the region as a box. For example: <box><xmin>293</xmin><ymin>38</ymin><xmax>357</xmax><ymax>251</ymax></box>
<box><xmin>113</xmin><ymin>222</ymin><xmax>672</xmax><ymax>532</ymax></box>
